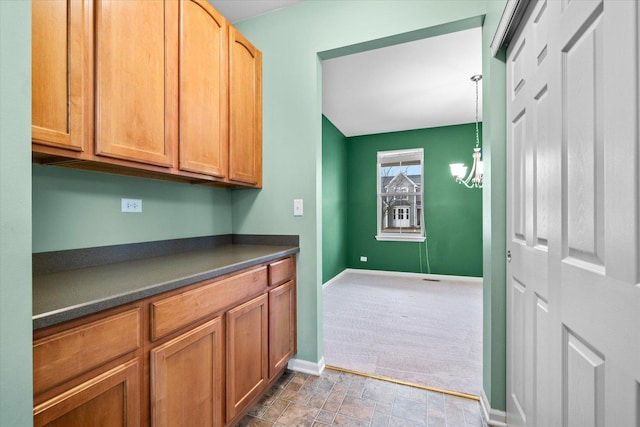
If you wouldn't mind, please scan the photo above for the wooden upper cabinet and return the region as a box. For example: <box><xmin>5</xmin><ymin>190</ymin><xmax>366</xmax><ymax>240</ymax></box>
<box><xmin>94</xmin><ymin>0</ymin><xmax>178</xmax><ymax>167</ymax></box>
<box><xmin>228</xmin><ymin>26</ymin><xmax>262</xmax><ymax>187</ymax></box>
<box><xmin>32</xmin><ymin>0</ymin><xmax>92</xmax><ymax>152</ymax></box>
<box><xmin>179</xmin><ymin>0</ymin><xmax>228</xmax><ymax>178</ymax></box>
<box><xmin>32</xmin><ymin>0</ymin><xmax>263</xmax><ymax>188</ymax></box>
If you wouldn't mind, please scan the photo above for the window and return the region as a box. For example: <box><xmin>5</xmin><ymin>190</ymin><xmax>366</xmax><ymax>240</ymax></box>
<box><xmin>376</xmin><ymin>148</ymin><xmax>425</xmax><ymax>241</ymax></box>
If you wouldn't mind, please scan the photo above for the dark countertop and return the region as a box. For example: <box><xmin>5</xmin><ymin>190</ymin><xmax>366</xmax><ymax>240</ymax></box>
<box><xmin>33</xmin><ymin>243</ymin><xmax>298</xmax><ymax>330</ymax></box>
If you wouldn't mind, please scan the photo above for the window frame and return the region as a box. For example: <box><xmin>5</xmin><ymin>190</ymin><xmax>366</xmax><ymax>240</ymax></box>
<box><xmin>375</xmin><ymin>148</ymin><xmax>425</xmax><ymax>242</ymax></box>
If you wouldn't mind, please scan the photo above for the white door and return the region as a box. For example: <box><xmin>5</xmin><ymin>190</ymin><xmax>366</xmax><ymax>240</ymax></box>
<box><xmin>506</xmin><ymin>1</ymin><xmax>640</xmax><ymax>426</ymax></box>
<box><xmin>393</xmin><ymin>207</ymin><xmax>410</xmax><ymax>228</ymax></box>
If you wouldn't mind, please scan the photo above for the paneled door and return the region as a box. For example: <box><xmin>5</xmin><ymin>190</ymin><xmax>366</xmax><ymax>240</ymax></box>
<box><xmin>228</xmin><ymin>26</ymin><xmax>262</xmax><ymax>187</ymax></box>
<box><xmin>33</xmin><ymin>360</ymin><xmax>140</xmax><ymax>427</ymax></box>
<box><xmin>506</xmin><ymin>1</ymin><xmax>639</xmax><ymax>426</ymax></box>
<box><xmin>179</xmin><ymin>0</ymin><xmax>228</xmax><ymax>178</ymax></box>
<box><xmin>32</xmin><ymin>0</ymin><xmax>91</xmax><ymax>152</ymax></box>
<box><xmin>226</xmin><ymin>293</ymin><xmax>268</xmax><ymax>422</ymax></box>
<box><xmin>94</xmin><ymin>0</ymin><xmax>177</xmax><ymax>167</ymax></box>
<box><xmin>269</xmin><ymin>280</ymin><xmax>296</xmax><ymax>378</ymax></box>
<box><xmin>151</xmin><ymin>318</ymin><xmax>224</xmax><ymax>427</ymax></box>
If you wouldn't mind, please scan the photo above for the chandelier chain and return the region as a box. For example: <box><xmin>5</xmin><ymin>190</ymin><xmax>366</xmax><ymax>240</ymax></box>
<box><xmin>474</xmin><ymin>76</ymin><xmax>480</xmax><ymax>149</ymax></box>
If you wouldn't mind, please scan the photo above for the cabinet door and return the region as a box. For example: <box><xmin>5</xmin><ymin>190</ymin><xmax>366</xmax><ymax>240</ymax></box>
<box><xmin>151</xmin><ymin>317</ymin><xmax>224</xmax><ymax>427</ymax></box>
<box><xmin>269</xmin><ymin>280</ymin><xmax>296</xmax><ymax>378</ymax></box>
<box><xmin>33</xmin><ymin>359</ymin><xmax>140</xmax><ymax>427</ymax></box>
<box><xmin>226</xmin><ymin>293</ymin><xmax>268</xmax><ymax>421</ymax></box>
<box><xmin>228</xmin><ymin>26</ymin><xmax>262</xmax><ymax>187</ymax></box>
<box><xmin>179</xmin><ymin>0</ymin><xmax>228</xmax><ymax>178</ymax></box>
<box><xmin>94</xmin><ymin>0</ymin><xmax>178</xmax><ymax>167</ymax></box>
<box><xmin>32</xmin><ymin>0</ymin><xmax>91</xmax><ymax>152</ymax></box>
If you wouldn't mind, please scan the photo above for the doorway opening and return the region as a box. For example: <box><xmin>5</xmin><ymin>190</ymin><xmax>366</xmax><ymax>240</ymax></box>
<box><xmin>320</xmin><ymin>22</ymin><xmax>484</xmax><ymax>397</ymax></box>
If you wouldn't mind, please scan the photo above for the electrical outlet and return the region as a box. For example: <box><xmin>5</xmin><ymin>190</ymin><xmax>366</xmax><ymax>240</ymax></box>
<box><xmin>293</xmin><ymin>199</ymin><xmax>303</xmax><ymax>216</ymax></box>
<box><xmin>360</xmin><ymin>256</ymin><xmax>368</xmax><ymax>262</ymax></box>
<box><xmin>121</xmin><ymin>198</ymin><xmax>142</xmax><ymax>213</ymax></box>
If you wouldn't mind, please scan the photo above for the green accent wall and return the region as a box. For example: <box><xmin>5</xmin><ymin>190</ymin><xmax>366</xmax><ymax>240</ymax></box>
<box><xmin>235</xmin><ymin>0</ymin><xmax>507</xmax><ymax>411</ymax></box>
<box><xmin>0</xmin><ymin>1</ymin><xmax>33</xmax><ymax>425</ymax></box>
<box><xmin>346</xmin><ymin>124</ymin><xmax>482</xmax><ymax>277</ymax></box>
<box><xmin>322</xmin><ymin>116</ymin><xmax>348</xmax><ymax>283</ymax></box>
<box><xmin>32</xmin><ymin>166</ymin><xmax>232</xmax><ymax>253</ymax></box>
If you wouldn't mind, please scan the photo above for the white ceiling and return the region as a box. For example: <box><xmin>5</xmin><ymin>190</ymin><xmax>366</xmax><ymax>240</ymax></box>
<box><xmin>322</xmin><ymin>28</ymin><xmax>482</xmax><ymax>137</ymax></box>
<box><xmin>209</xmin><ymin>0</ymin><xmax>303</xmax><ymax>24</ymax></box>
<box><xmin>209</xmin><ymin>1</ymin><xmax>483</xmax><ymax>137</ymax></box>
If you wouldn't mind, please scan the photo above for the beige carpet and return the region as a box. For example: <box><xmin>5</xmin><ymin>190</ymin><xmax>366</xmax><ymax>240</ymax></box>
<box><xmin>323</xmin><ymin>271</ymin><xmax>482</xmax><ymax>397</ymax></box>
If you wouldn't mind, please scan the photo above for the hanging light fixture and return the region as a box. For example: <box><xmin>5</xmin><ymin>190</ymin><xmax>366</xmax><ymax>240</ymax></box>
<box><xmin>450</xmin><ymin>74</ymin><xmax>483</xmax><ymax>188</ymax></box>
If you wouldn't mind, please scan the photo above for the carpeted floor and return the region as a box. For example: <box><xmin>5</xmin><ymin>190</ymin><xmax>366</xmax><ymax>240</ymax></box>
<box><xmin>323</xmin><ymin>271</ymin><xmax>483</xmax><ymax>397</ymax></box>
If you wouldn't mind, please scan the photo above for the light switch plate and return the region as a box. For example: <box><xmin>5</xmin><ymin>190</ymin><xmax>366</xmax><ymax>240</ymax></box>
<box><xmin>293</xmin><ymin>199</ymin><xmax>303</xmax><ymax>216</ymax></box>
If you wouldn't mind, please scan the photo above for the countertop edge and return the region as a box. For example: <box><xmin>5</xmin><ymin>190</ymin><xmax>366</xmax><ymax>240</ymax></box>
<box><xmin>33</xmin><ymin>246</ymin><xmax>299</xmax><ymax>330</ymax></box>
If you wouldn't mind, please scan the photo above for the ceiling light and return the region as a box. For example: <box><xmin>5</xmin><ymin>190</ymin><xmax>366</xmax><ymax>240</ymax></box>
<box><xmin>450</xmin><ymin>74</ymin><xmax>483</xmax><ymax>189</ymax></box>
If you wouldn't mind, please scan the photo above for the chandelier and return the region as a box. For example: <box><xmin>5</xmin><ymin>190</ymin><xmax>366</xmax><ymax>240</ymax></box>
<box><xmin>450</xmin><ymin>74</ymin><xmax>483</xmax><ymax>188</ymax></box>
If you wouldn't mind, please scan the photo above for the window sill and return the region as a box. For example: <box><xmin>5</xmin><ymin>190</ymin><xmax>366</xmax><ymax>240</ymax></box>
<box><xmin>375</xmin><ymin>235</ymin><xmax>426</xmax><ymax>242</ymax></box>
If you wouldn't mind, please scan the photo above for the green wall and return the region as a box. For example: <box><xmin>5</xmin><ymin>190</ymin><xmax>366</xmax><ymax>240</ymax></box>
<box><xmin>321</xmin><ymin>116</ymin><xmax>348</xmax><ymax>283</ymax></box>
<box><xmin>234</xmin><ymin>0</ymin><xmax>507</xmax><ymax>411</ymax></box>
<box><xmin>0</xmin><ymin>1</ymin><xmax>33</xmax><ymax>425</ymax></box>
<box><xmin>32</xmin><ymin>166</ymin><xmax>232</xmax><ymax>253</ymax></box>
<box><xmin>346</xmin><ymin>124</ymin><xmax>482</xmax><ymax>277</ymax></box>
<box><xmin>482</xmin><ymin>0</ymin><xmax>508</xmax><ymax>409</ymax></box>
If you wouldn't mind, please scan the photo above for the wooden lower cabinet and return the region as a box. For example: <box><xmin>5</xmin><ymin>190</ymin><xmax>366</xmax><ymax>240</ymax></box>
<box><xmin>269</xmin><ymin>280</ymin><xmax>296</xmax><ymax>378</ymax></box>
<box><xmin>226</xmin><ymin>293</ymin><xmax>269</xmax><ymax>422</ymax></box>
<box><xmin>33</xmin><ymin>256</ymin><xmax>295</xmax><ymax>426</ymax></box>
<box><xmin>33</xmin><ymin>359</ymin><xmax>140</xmax><ymax>427</ymax></box>
<box><xmin>150</xmin><ymin>317</ymin><xmax>224</xmax><ymax>427</ymax></box>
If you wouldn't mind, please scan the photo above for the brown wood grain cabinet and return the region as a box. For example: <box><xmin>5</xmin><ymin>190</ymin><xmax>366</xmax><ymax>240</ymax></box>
<box><xmin>179</xmin><ymin>0</ymin><xmax>229</xmax><ymax>178</ymax></box>
<box><xmin>94</xmin><ymin>0</ymin><xmax>178</xmax><ymax>167</ymax></box>
<box><xmin>226</xmin><ymin>294</ymin><xmax>269</xmax><ymax>422</ymax></box>
<box><xmin>150</xmin><ymin>317</ymin><xmax>224</xmax><ymax>427</ymax></box>
<box><xmin>150</xmin><ymin>266</ymin><xmax>267</xmax><ymax>341</ymax></box>
<box><xmin>33</xmin><ymin>255</ymin><xmax>296</xmax><ymax>426</ymax></box>
<box><xmin>269</xmin><ymin>280</ymin><xmax>297</xmax><ymax>378</ymax></box>
<box><xmin>229</xmin><ymin>26</ymin><xmax>263</xmax><ymax>187</ymax></box>
<box><xmin>33</xmin><ymin>308</ymin><xmax>141</xmax><ymax>397</ymax></box>
<box><xmin>33</xmin><ymin>359</ymin><xmax>140</xmax><ymax>427</ymax></box>
<box><xmin>31</xmin><ymin>0</ymin><xmax>262</xmax><ymax>188</ymax></box>
<box><xmin>32</xmin><ymin>0</ymin><xmax>92</xmax><ymax>153</ymax></box>
<box><xmin>33</xmin><ymin>305</ymin><xmax>142</xmax><ymax>427</ymax></box>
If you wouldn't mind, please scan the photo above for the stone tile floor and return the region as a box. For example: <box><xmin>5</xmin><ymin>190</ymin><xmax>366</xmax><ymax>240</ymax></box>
<box><xmin>236</xmin><ymin>368</ymin><xmax>486</xmax><ymax>426</ymax></box>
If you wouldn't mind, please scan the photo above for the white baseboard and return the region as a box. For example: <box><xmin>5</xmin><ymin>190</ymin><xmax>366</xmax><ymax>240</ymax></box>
<box><xmin>322</xmin><ymin>270</ymin><xmax>350</xmax><ymax>289</ymax></box>
<box><xmin>341</xmin><ymin>268</ymin><xmax>483</xmax><ymax>285</ymax></box>
<box><xmin>287</xmin><ymin>356</ymin><xmax>325</xmax><ymax>376</ymax></box>
<box><xmin>480</xmin><ymin>389</ymin><xmax>507</xmax><ymax>427</ymax></box>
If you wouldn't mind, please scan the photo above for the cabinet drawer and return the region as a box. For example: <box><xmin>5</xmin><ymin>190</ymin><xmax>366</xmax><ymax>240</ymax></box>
<box><xmin>268</xmin><ymin>257</ymin><xmax>294</xmax><ymax>287</ymax></box>
<box><xmin>151</xmin><ymin>266</ymin><xmax>267</xmax><ymax>341</ymax></box>
<box><xmin>33</xmin><ymin>308</ymin><xmax>141</xmax><ymax>396</ymax></box>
